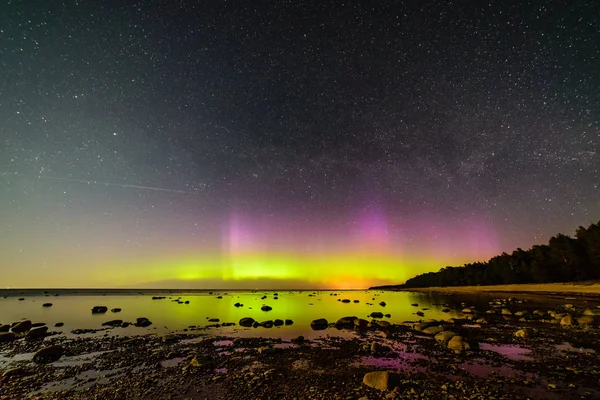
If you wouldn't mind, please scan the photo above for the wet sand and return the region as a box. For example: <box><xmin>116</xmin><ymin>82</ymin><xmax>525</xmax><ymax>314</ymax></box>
<box><xmin>1</xmin><ymin>293</ymin><xmax>600</xmax><ymax>399</ymax></box>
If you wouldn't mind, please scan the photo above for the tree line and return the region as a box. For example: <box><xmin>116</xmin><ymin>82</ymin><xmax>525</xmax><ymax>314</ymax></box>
<box><xmin>401</xmin><ymin>220</ymin><xmax>600</xmax><ymax>288</ymax></box>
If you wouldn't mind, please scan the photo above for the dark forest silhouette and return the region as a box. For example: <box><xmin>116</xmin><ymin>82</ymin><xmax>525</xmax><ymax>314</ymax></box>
<box><xmin>385</xmin><ymin>220</ymin><xmax>600</xmax><ymax>289</ymax></box>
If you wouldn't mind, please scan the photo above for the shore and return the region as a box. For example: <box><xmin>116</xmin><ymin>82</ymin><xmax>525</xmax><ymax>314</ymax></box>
<box><xmin>1</xmin><ymin>292</ymin><xmax>600</xmax><ymax>399</ymax></box>
<box><xmin>382</xmin><ymin>281</ymin><xmax>600</xmax><ymax>296</ymax></box>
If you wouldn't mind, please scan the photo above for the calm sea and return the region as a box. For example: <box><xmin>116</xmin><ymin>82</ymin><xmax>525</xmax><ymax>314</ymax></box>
<box><xmin>0</xmin><ymin>289</ymin><xmax>462</xmax><ymax>340</ymax></box>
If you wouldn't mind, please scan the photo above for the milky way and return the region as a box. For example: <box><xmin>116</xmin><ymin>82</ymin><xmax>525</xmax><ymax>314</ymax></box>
<box><xmin>1</xmin><ymin>1</ymin><xmax>598</xmax><ymax>288</ymax></box>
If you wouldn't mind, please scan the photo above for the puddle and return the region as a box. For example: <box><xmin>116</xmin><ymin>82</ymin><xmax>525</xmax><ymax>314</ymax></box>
<box><xmin>0</xmin><ymin>352</ymin><xmax>35</xmax><ymax>368</ymax></box>
<box><xmin>354</xmin><ymin>355</ymin><xmax>425</xmax><ymax>371</ymax></box>
<box><xmin>479</xmin><ymin>343</ymin><xmax>533</xmax><ymax>361</ymax></box>
<box><xmin>53</xmin><ymin>351</ymin><xmax>113</xmax><ymax>368</ymax></box>
<box><xmin>458</xmin><ymin>359</ymin><xmax>520</xmax><ymax>378</ymax></box>
<box><xmin>555</xmin><ymin>342</ymin><xmax>596</xmax><ymax>354</ymax></box>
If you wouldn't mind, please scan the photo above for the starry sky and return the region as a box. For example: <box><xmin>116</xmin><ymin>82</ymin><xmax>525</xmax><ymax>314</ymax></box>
<box><xmin>1</xmin><ymin>1</ymin><xmax>599</xmax><ymax>289</ymax></box>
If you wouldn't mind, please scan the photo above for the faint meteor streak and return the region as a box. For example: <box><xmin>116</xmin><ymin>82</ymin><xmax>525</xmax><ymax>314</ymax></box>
<box><xmin>1</xmin><ymin>172</ymin><xmax>197</xmax><ymax>194</ymax></box>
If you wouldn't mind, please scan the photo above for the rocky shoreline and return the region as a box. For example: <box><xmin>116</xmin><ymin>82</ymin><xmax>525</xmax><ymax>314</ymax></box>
<box><xmin>1</xmin><ymin>295</ymin><xmax>600</xmax><ymax>399</ymax></box>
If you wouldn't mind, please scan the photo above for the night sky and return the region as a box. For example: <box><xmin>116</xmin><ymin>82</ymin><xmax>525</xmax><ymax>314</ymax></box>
<box><xmin>1</xmin><ymin>1</ymin><xmax>599</xmax><ymax>289</ymax></box>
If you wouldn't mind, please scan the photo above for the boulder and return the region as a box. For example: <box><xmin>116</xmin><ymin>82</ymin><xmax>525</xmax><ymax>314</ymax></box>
<box><xmin>102</xmin><ymin>320</ymin><xmax>124</xmax><ymax>327</ymax></box>
<box><xmin>501</xmin><ymin>309</ymin><xmax>513</xmax><ymax>316</ymax></box>
<box><xmin>285</xmin><ymin>319</ymin><xmax>294</xmax><ymax>326</ymax></box>
<box><xmin>0</xmin><ymin>324</ymin><xmax>11</xmax><ymax>332</ymax></box>
<box><xmin>336</xmin><ymin>316</ymin><xmax>358</xmax><ymax>328</ymax></box>
<box><xmin>11</xmin><ymin>320</ymin><xmax>32</xmax><ymax>333</ymax></box>
<box><xmin>273</xmin><ymin>319</ymin><xmax>284</xmax><ymax>326</ymax></box>
<box><xmin>111</xmin><ymin>308</ymin><xmax>122</xmax><ymax>313</ymax></box>
<box><xmin>422</xmin><ymin>326</ymin><xmax>443</xmax><ymax>335</ymax></box>
<box><xmin>379</xmin><ymin>301</ymin><xmax>387</xmax><ymax>307</ymax></box>
<box><xmin>354</xmin><ymin>300</ymin><xmax>360</xmax><ymax>303</ymax></box>
<box><xmin>54</xmin><ymin>322</ymin><xmax>64</xmax><ymax>327</ymax></box>
<box><xmin>434</xmin><ymin>331</ymin><xmax>456</xmax><ymax>343</ymax></box>
<box><xmin>208</xmin><ymin>318</ymin><xmax>220</xmax><ymax>322</ymax></box>
<box><xmin>31</xmin><ymin>322</ymin><xmax>46</xmax><ymax>328</ymax></box>
<box><xmin>411</xmin><ymin>303</ymin><xmax>418</xmax><ymax>307</ymax></box>
<box><xmin>363</xmin><ymin>371</ymin><xmax>397</xmax><ymax>390</ymax></box>
<box><xmin>447</xmin><ymin>336</ymin><xmax>471</xmax><ymax>353</ymax></box>
<box><xmin>0</xmin><ymin>332</ymin><xmax>18</xmax><ymax>343</ymax></box>
<box><xmin>560</xmin><ymin>314</ymin><xmax>574</xmax><ymax>326</ymax></box>
<box><xmin>291</xmin><ymin>335</ymin><xmax>305</xmax><ymax>344</ymax></box>
<box><xmin>25</xmin><ymin>326</ymin><xmax>48</xmax><ymax>339</ymax></box>
<box><xmin>234</xmin><ymin>302</ymin><xmax>243</xmax><ymax>307</ymax></box>
<box><xmin>135</xmin><ymin>317</ymin><xmax>152</xmax><ymax>327</ymax></box>
<box><xmin>121</xmin><ymin>322</ymin><xmax>130</xmax><ymax>328</ymax></box>
<box><xmin>239</xmin><ymin>317</ymin><xmax>255</xmax><ymax>327</ymax></box>
<box><xmin>441</xmin><ymin>308</ymin><xmax>451</xmax><ymax>313</ymax></box>
<box><xmin>33</xmin><ymin>345</ymin><xmax>64</xmax><ymax>363</ymax></box>
<box><xmin>259</xmin><ymin>320</ymin><xmax>273</xmax><ymax>328</ymax></box>
<box><xmin>310</xmin><ymin>318</ymin><xmax>328</xmax><ymax>330</ymax></box>
<box><xmin>42</xmin><ymin>303</ymin><xmax>53</xmax><ymax>307</ymax></box>
<box><xmin>92</xmin><ymin>306</ymin><xmax>108</xmax><ymax>314</ymax></box>
<box><xmin>341</xmin><ymin>299</ymin><xmax>351</xmax><ymax>303</ymax></box>
<box><xmin>583</xmin><ymin>308</ymin><xmax>598</xmax><ymax>316</ymax></box>
<box><xmin>462</xmin><ymin>308</ymin><xmax>474</xmax><ymax>314</ymax></box>
<box><xmin>354</xmin><ymin>318</ymin><xmax>369</xmax><ymax>328</ymax></box>
<box><xmin>514</xmin><ymin>328</ymin><xmax>530</xmax><ymax>338</ymax></box>
<box><xmin>370</xmin><ymin>312</ymin><xmax>384</xmax><ymax>318</ymax></box>
<box><xmin>413</xmin><ymin>322</ymin><xmax>434</xmax><ymax>331</ymax></box>
<box><xmin>416</xmin><ymin>311</ymin><xmax>425</xmax><ymax>317</ymax></box>
<box><xmin>577</xmin><ymin>316</ymin><xmax>594</xmax><ymax>326</ymax></box>
<box><xmin>261</xmin><ymin>305</ymin><xmax>273</xmax><ymax>312</ymax></box>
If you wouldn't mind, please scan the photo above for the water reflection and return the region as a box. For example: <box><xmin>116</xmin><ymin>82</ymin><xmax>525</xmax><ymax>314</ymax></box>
<box><xmin>0</xmin><ymin>290</ymin><xmax>461</xmax><ymax>340</ymax></box>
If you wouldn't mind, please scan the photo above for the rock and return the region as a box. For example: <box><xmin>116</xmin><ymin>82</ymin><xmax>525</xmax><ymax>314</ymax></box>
<box><xmin>560</xmin><ymin>314</ymin><xmax>574</xmax><ymax>326</ymax></box>
<box><xmin>11</xmin><ymin>320</ymin><xmax>32</xmax><ymax>333</ymax></box>
<box><xmin>121</xmin><ymin>322</ymin><xmax>130</xmax><ymax>328</ymax></box>
<box><xmin>379</xmin><ymin>301</ymin><xmax>387</xmax><ymax>306</ymax></box>
<box><xmin>434</xmin><ymin>331</ymin><xmax>457</xmax><ymax>343</ymax></box>
<box><xmin>583</xmin><ymin>308</ymin><xmax>598</xmax><ymax>316</ymax></box>
<box><xmin>111</xmin><ymin>308</ymin><xmax>122</xmax><ymax>313</ymax></box>
<box><xmin>363</xmin><ymin>371</ymin><xmax>397</xmax><ymax>390</ymax></box>
<box><xmin>135</xmin><ymin>317</ymin><xmax>152</xmax><ymax>327</ymax></box>
<box><xmin>102</xmin><ymin>319</ymin><xmax>124</xmax><ymax>327</ymax></box>
<box><xmin>273</xmin><ymin>319</ymin><xmax>284</xmax><ymax>326</ymax></box>
<box><xmin>0</xmin><ymin>324</ymin><xmax>11</xmax><ymax>332</ymax></box>
<box><xmin>261</xmin><ymin>305</ymin><xmax>272</xmax><ymax>312</ymax></box>
<box><xmin>259</xmin><ymin>320</ymin><xmax>274</xmax><ymax>328</ymax></box>
<box><xmin>376</xmin><ymin>320</ymin><xmax>391</xmax><ymax>328</ymax></box>
<box><xmin>462</xmin><ymin>308</ymin><xmax>474</xmax><ymax>313</ymax></box>
<box><xmin>54</xmin><ymin>322</ymin><xmax>64</xmax><ymax>327</ymax></box>
<box><xmin>208</xmin><ymin>318</ymin><xmax>219</xmax><ymax>322</ymax></box>
<box><xmin>413</xmin><ymin>322</ymin><xmax>434</xmax><ymax>331</ymax></box>
<box><xmin>442</xmin><ymin>308</ymin><xmax>451</xmax><ymax>313</ymax></box>
<box><xmin>291</xmin><ymin>335</ymin><xmax>305</xmax><ymax>344</ymax></box>
<box><xmin>501</xmin><ymin>309</ymin><xmax>513</xmax><ymax>315</ymax></box>
<box><xmin>33</xmin><ymin>345</ymin><xmax>64</xmax><ymax>363</ymax></box>
<box><xmin>416</xmin><ymin>311</ymin><xmax>425</xmax><ymax>317</ymax></box>
<box><xmin>25</xmin><ymin>326</ymin><xmax>48</xmax><ymax>339</ymax></box>
<box><xmin>411</xmin><ymin>303</ymin><xmax>418</xmax><ymax>307</ymax></box>
<box><xmin>370</xmin><ymin>342</ymin><xmax>384</xmax><ymax>356</ymax></box>
<box><xmin>234</xmin><ymin>302</ymin><xmax>243</xmax><ymax>307</ymax></box>
<box><xmin>447</xmin><ymin>336</ymin><xmax>471</xmax><ymax>353</ymax></box>
<box><xmin>0</xmin><ymin>332</ymin><xmax>18</xmax><ymax>343</ymax></box>
<box><xmin>31</xmin><ymin>322</ymin><xmax>46</xmax><ymax>328</ymax></box>
<box><xmin>565</xmin><ymin>304</ymin><xmax>574</xmax><ymax>309</ymax></box>
<box><xmin>162</xmin><ymin>334</ymin><xmax>178</xmax><ymax>343</ymax></box>
<box><xmin>341</xmin><ymin>299</ymin><xmax>351</xmax><ymax>303</ymax></box>
<box><xmin>18</xmin><ymin>298</ymin><xmax>25</xmax><ymax>301</ymax></box>
<box><xmin>42</xmin><ymin>303</ymin><xmax>53</xmax><ymax>307</ymax></box>
<box><xmin>354</xmin><ymin>318</ymin><xmax>369</xmax><ymax>328</ymax></box>
<box><xmin>336</xmin><ymin>316</ymin><xmax>358</xmax><ymax>328</ymax></box>
<box><xmin>185</xmin><ymin>355</ymin><xmax>214</xmax><ymax>370</ymax></box>
<box><xmin>514</xmin><ymin>328</ymin><xmax>530</xmax><ymax>338</ymax></box>
<box><xmin>577</xmin><ymin>316</ymin><xmax>594</xmax><ymax>326</ymax></box>
<box><xmin>92</xmin><ymin>306</ymin><xmax>108</xmax><ymax>314</ymax></box>
<box><xmin>285</xmin><ymin>319</ymin><xmax>294</xmax><ymax>325</ymax></box>
<box><xmin>310</xmin><ymin>318</ymin><xmax>328</xmax><ymax>330</ymax></box>
<box><xmin>533</xmin><ymin>310</ymin><xmax>545</xmax><ymax>316</ymax></box>
<box><xmin>370</xmin><ymin>312</ymin><xmax>384</xmax><ymax>318</ymax></box>
<box><xmin>422</xmin><ymin>326</ymin><xmax>443</xmax><ymax>335</ymax></box>
<box><xmin>2</xmin><ymin>368</ymin><xmax>27</xmax><ymax>378</ymax></box>
<box><xmin>239</xmin><ymin>317</ymin><xmax>255</xmax><ymax>327</ymax></box>
<box><xmin>354</xmin><ymin>300</ymin><xmax>360</xmax><ymax>303</ymax></box>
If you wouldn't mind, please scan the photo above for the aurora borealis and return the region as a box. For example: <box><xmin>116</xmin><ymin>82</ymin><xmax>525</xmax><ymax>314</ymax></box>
<box><xmin>1</xmin><ymin>1</ymin><xmax>599</xmax><ymax>289</ymax></box>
